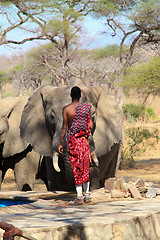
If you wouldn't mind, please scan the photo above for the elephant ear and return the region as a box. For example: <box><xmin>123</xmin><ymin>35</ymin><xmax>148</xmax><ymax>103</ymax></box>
<box><xmin>20</xmin><ymin>85</ymin><xmax>54</xmax><ymax>157</ymax></box>
<box><xmin>91</xmin><ymin>87</ymin><xmax>124</xmax><ymax>157</ymax></box>
<box><xmin>0</xmin><ymin>97</ymin><xmax>20</xmax><ymax>117</ymax></box>
<box><xmin>1</xmin><ymin>96</ymin><xmax>29</xmax><ymax>157</ymax></box>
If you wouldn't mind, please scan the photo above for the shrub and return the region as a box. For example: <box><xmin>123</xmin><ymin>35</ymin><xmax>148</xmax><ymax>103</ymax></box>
<box><xmin>122</xmin><ymin>103</ymin><xmax>145</xmax><ymax>121</ymax></box>
<box><xmin>120</xmin><ymin>126</ymin><xmax>159</xmax><ymax>169</ymax></box>
<box><xmin>145</xmin><ymin>107</ymin><xmax>156</xmax><ymax>120</ymax></box>
<box><xmin>122</xmin><ymin>103</ymin><xmax>156</xmax><ymax>121</ymax></box>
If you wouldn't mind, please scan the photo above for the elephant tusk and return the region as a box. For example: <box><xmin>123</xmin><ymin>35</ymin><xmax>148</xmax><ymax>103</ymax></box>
<box><xmin>91</xmin><ymin>151</ymin><xmax>99</xmax><ymax>167</ymax></box>
<box><xmin>52</xmin><ymin>151</ymin><xmax>61</xmax><ymax>172</ymax></box>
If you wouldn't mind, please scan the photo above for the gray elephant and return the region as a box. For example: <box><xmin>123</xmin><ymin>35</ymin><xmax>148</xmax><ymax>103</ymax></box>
<box><xmin>20</xmin><ymin>85</ymin><xmax>123</xmax><ymax>191</ymax></box>
<box><xmin>0</xmin><ymin>96</ymin><xmax>47</xmax><ymax>191</ymax></box>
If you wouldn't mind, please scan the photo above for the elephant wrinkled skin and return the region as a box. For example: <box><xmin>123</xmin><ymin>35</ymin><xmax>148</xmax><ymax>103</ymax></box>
<box><xmin>0</xmin><ymin>96</ymin><xmax>47</xmax><ymax>191</ymax></box>
<box><xmin>20</xmin><ymin>86</ymin><xmax>124</xmax><ymax>191</ymax></box>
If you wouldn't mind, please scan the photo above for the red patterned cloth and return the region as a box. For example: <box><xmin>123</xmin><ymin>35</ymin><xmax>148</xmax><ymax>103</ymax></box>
<box><xmin>0</xmin><ymin>221</ymin><xmax>22</xmax><ymax>240</ymax></box>
<box><xmin>66</xmin><ymin>103</ymin><xmax>91</xmax><ymax>185</ymax></box>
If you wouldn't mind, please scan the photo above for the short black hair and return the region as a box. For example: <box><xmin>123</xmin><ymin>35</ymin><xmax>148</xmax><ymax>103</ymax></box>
<box><xmin>70</xmin><ymin>86</ymin><xmax>81</xmax><ymax>99</ymax></box>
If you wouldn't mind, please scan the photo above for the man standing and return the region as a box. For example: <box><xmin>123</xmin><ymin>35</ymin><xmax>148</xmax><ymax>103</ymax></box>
<box><xmin>58</xmin><ymin>86</ymin><xmax>93</xmax><ymax>204</ymax></box>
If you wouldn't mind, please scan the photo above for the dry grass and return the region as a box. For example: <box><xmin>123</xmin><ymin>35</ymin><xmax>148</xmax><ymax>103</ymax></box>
<box><xmin>117</xmin><ymin>121</ymin><xmax>160</xmax><ymax>186</ymax></box>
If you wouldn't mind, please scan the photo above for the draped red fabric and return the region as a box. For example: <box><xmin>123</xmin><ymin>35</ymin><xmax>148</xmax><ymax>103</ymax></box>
<box><xmin>66</xmin><ymin>103</ymin><xmax>91</xmax><ymax>185</ymax></box>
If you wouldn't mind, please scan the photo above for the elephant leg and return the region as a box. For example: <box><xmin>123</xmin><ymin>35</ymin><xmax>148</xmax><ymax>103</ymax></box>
<box><xmin>14</xmin><ymin>151</ymin><xmax>40</xmax><ymax>191</ymax></box>
<box><xmin>89</xmin><ymin>166</ymin><xmax>100</xmax><ymax>190</ymax></box>
<box><xmin>62</xmin><ymin>145</ymin><xmax>75</xmax><ymax>191</ymax></box>
<box><xmin>0</xmin><ymin>169</ymin><xmax>7</xmax><ymax>190</ymax></box>
<box><xmin>45</xmin><ymin>156</ymin><xmax>68</xmax><ymax>191</ymax></box>
<box><xmin>0</xmin><ymin>156</ymin><xmax>8</xmax><ymax>190</ymax></box>
<box><xmin>36</xmin><ymin>156</ymin><xmax>48</xmax><ymax>189</ymax></box>
<box><xmin>106</xmin><ymin>143</ymin><xmax>121</xmax><ymax>178</ymax></box>
<box><xmin>99</xmin><ymin>143</ymin><xmax>120</xmax><ymax>187</ymax></box>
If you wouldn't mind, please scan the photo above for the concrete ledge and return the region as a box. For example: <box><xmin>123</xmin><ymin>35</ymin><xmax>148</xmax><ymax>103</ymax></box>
<box><xmin>0</xmin><ymin>191</ymin><xmax>160</xmax><ymax>239</ymax></box>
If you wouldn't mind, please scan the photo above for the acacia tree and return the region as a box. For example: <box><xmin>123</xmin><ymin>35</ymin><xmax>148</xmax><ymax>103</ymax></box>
<box><xmin>10</xmin><ymin>43</ymin><xmax>122</xmax><ymax>91</ymax></box>
<box><xmin>0</xmin><ymin>0</ymin><xmax>93</xmax><ymax>85</ymax></box>
<box><xmin>92</xmin><ymin>0</ymin><xmax>160</xmax><ymax>102</ymax></box>
<box><xmin>0</xmin><ymin>0</ymin><xmax>137</xmax><ymax>86</ymax></box>
<box><xmin>122</xmin><ymin>56</ymin><xmax>160</xmax><ymax>102</ymax></box>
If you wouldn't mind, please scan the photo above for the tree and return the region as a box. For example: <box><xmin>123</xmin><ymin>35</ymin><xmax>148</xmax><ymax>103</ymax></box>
<box><xmin>0</xmin><ymin>70</ymin><xmax>8</xmax><ymax>87</ymax></box>
<box><xmin>122</xmin><ymin>56</ymin><xmax>160</xmax><ymax>101</ymax></box>
<box><xmin>0</xmin><ymin>0</ymin><xmax>92</xmax><ymax>85</ymax></box>
<box><xmin>0</xmin><ymin>0</ymin><xmax>138</xmax><ymax>86</ymax></box>
<box><xmin>10</xmin><ymin>43</ymin><xmax>122</xmax><ymax>90</ymax></box>
<box><xmin>93</xmin><ymin>0</ymin><xmax>160</xmax><ymax>66</ymax></box>
<box><xmin>92</xmin><ymin>0</ymin><xmax>160</xmax><ymax>103</ymax></box>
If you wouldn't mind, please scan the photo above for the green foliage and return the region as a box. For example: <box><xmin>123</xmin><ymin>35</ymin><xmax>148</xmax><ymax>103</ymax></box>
<box><xmin>122</xmin><ymin>57</ymin><xmax>160</xmax><ymax>95</ymax></box>
<box><xmin>129</xmin><ymin>0</ymin><xmax>160</xmax><ymax>30</ymax></box>
<box><xmin>145</xmin><ymin>107</ymin><xmax>156</xmax><ymax>120</ymax></box>
<box><xmin>0</xmin><ymin>70</ymin><xmax>9</xmax><ymax>89</ymax></box>
<box><xmin>122</xmin><ymin>103</ymin><xmax>145</xmax><ymax>121</ymax></box>
<box><xmin>90</xmin><ymin>44</ymin><xmax>128</xmax><ymax>60</ymax></box>
<box><xmin>120</xmin><ymin>126</ymin><xmax>159</xmax><ymax>169</ymax></box>
<box><xmin>122</xmin><ymin>103</ymin><xmax>156</xmax><ymax>121</ymax></box>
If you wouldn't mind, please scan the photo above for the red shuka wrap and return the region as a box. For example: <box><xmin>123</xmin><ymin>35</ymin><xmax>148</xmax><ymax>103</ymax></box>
<box><xmin>66</xmin><ymin>103</ymin><xmax>91</xmax><ymax>185</ymax></box>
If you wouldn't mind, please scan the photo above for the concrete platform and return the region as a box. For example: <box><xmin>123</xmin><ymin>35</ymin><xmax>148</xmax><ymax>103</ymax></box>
<box><xmin>0</xmin><ymin>191</ymin><xmax>160</xmax><ymax>239</ymax></box>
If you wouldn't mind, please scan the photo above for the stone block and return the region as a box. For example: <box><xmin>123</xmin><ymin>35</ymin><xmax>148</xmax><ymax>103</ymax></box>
<box><xmin>110</xmin><ymin>190</ymin><xmax>125</xmax><ymax>198</ymax></box>
<box><xmin>128</xmin><ymin>184</ymin><xmax>141</xmax><ymax>199</ymax></box>
<box><xmin>144</xmin><ymin>181</ymin><xmax>153</xmax><ymax>188</ymax></box>
<box><xmin>115</xmin><ymin>177</ymin><xmax>128</xmax><ymax>192</ymax></box>
<box><xmin>104</xmin><ymin>178</ymin><xmax>115</xmax><ymax>192</ymax></box>
<box><xmin>146</xmin><ymin>188</ymin><xmax>157</xmax><ymax>198</ymax></box>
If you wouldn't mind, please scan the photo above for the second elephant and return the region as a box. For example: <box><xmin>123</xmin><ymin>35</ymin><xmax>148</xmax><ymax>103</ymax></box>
<box><xmin>0</xmin><ymin>96</ymin><xmax>47</xmax><ymax>191</ymax></box>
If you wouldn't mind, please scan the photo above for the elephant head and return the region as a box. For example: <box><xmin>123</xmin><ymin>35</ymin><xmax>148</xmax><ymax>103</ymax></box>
<box><xmin>0</xmin><ymin>96</ymin><xmax>28</xmax><ymax>157</ymax></box>
<box><xmin>20</xmin><ymin>85</ymin><xmax>124</xmax><ymax>190</ymax></box>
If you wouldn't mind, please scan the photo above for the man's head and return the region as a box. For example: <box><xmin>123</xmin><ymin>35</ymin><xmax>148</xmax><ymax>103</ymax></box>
<box><xmin>70</xmin><ymin>86</ymin><xmax>81</xmax><ymax>100</ymax></box>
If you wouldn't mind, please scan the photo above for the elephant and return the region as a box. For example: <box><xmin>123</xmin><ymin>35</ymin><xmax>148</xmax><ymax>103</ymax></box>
<box><xmin>20</xmin><ymin>85</ymin><xmax>124</xmax><ymax>191</ymax></box>
<box><xmin>0</xmin><ymin>96</ymin><xmax>47</xmax><ymax>191</ymax></box>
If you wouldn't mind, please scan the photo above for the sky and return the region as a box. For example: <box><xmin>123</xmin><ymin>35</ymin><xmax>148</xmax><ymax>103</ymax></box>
<box><xmin>0</xmin><ymin>15</ymin><xmax>122</xmax><ymax>57</ymax></box>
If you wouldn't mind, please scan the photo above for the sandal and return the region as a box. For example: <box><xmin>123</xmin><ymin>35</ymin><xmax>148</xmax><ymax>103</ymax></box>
<box><xmin>68</xmin><ymin>197</ymin><xmax>84</xmax><ymax>205</ymax></box>
<box><xmin>84</xmin><ymin>196</ymin><xmax>92</xmax><ymax>203</ymax></box>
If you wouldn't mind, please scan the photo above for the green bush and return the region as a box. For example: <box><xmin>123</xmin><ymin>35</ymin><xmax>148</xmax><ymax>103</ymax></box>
<box><xmin>122</xmin><ymin>103</ymin><xmax>156</xmax><ymax>121</ymax></box>
<box><xmin>122</xmin><ymin>103</ymin><xmax>145</xmax><ymax>121</ymax></box>
<box><xmin>120</xmin><ymin>126</ymin><xmax>159</xmax><ymax>169</ymax></box>
<box><xmin>145</xmin><ymin>107</ymin><xmax>156</xmax><ymax>119</ymax></box>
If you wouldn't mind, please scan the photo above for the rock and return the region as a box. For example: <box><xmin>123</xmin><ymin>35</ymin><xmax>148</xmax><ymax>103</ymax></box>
<box><xmin>138</xmin><ymin>187</ymin><xmax>148</xmax><ymax>194</ymax></box>
<box><xmin>135</xmin><ymin>179</ymin><xmax>145</xmax><ymax>188</ymax></box>
<box><xmin>110</xmin><ymin>190</ymin><xmax>125</xmax><ymax>198</ymax></box>
<box><xmin>104</xmin><ymin>178</ymin><xmax>115</xmax><ymax>192</ymax></box>
<box><xmin>146</xmin><ymin>188</ymin><xmax>157</xmax><ymax>198</ymax></box>
<box><xmin>128</xmin><ymin>184</ymin><xmax>141</xmax><ymax>199</ymax></box>
<box><xmin>90</xmin><ymin>188</ymin><xmax>111</xmax><ymax>199</ymax></box>
<box><xmin>155</xmin><ymin>188</ymin><xmax>160</xmax><ymax>195</ymax></box>
<box><xmin>144</xmin><ymin>182</ymin><xmax>154</xmax><ymax>189</ymax></box>
<box><xmin>115</xmin><ymin>177</ymin><xmax>128</xmax><ymax>192</ymax></box>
